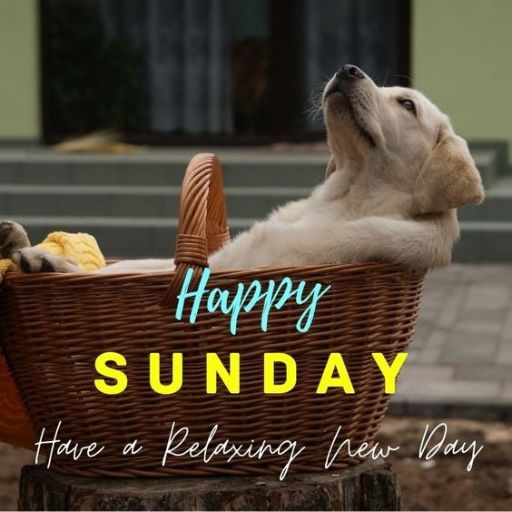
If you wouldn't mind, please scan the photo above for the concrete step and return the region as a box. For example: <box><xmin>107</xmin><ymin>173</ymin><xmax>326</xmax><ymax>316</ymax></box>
<box><xmin>0</xmin><ymin>149</ymin><xmax>326</xmax><ymax>187</ymax></box>
<box><xmin>0</xmin><ymin>147</ymin><xmax>497</xmax><ymax>187</ymax></box>
<box><xmin>450</xmin><ymin>175</ymin><xmax>512</xmax><ymax>261</ymax></box>
<box><xmin>460</xmin><ymin>197</ymin><xmax>512</xmax><ymax>222</ymax></box>
<box><xmin>0</xmin><ymin>146</ymin><xmax>506</xmax><ymax>262</ymax></box>
<box><xmin>0</xmin><ymin>184</ymin><xmax>308</xmax><ymax>218</ymax></box>
<box><xmin>0</xmin><ymin>148</ymin><xmax>498</xmax><ymax>221</ymax></box>
<box><xmin>12</xmin><ymin>214</ymin><xmax>512</xmax><ymax>263</ymax></box>
<box><xmin>459</xmin><ymin>178</ymin><xmax>512</xmax><ymax>221</ymax></box>
<box><xmin>456</xmin><ymin>222</ymin><xmax>512</xmax><ymax>262</ymax></box>
<box><xmin>0</xmin><ymin>161</ymin><xmax>323</xmax><ymax>188</ymax></box>
<box><xmin>469</xmin><ymin>140</ymin><xmax>509</xmax><ymax>179</ymax></box>
<box><xmin>7</xmin><ymin>216</ymin><xmax>255</xmax><ymax>259</ymax></box>
<box><xmin>471</xmin><ymin>149</ymin><xmax>500</xmax><ymax>188</ymax></box>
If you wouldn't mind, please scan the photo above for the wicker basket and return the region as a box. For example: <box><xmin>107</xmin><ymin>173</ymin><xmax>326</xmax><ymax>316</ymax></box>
<box><xmin>0</xmin><ymin>153</ymin><xmax>424</xmax><ymax>477</ymax></box>
<box><xmin>0</xmin><ymin>357</ymin><xmax>34</xmax><ymax>449</ymax></box>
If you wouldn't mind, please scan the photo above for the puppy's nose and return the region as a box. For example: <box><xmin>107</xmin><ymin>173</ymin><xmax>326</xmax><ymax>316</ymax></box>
<box><xmin>336</xmin><ymin>64</ymin><xmax>365</xmax><ymax>80</ymax></box>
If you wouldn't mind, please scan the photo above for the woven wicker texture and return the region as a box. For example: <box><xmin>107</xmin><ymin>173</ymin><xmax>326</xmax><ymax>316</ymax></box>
<box><xmin>0</xmin><ymin>357</ymin><xmax>35</xmax><ymax>449</ymax></box>
<box><xmin>0</xmin><ymin>153</ymin><xmax>424</xmax><ymax>477</ymax></box>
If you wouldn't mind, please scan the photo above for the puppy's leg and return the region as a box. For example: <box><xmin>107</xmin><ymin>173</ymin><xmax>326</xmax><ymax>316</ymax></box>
<box><xmin>0</xmin><ymin>220</ymin><xmax>81</xmax><ymax>273</ymax></box>
<box><xmin>0</xmin><ymin>220</ymin><xmax>31</xmax><ymax>259</ymax></box>
<box><xmin>97</xmin><ymin>258</ymin><xmax>175</xmax><ymax>273</ymax></box>
<box><xmin>321</xmin><ymin>216</ymin><xmax>456</xmax><ymax>269</ymax></box>
<box><xmin>17</xmin><ymin>247</ymin><xmax>81</xmax><ymax>273</ymax></box>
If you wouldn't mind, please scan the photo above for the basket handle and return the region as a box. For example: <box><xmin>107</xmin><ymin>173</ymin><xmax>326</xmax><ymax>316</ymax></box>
<box><xmin>161</xmin><ymin>153</ymin><xmax>230</xmax><ymax>308</ymax></box>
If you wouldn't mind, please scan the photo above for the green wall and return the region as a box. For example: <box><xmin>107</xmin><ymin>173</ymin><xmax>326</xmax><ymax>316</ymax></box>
<box><xmin>413</xmin><ymin>0</ymin><xmax>512</xmax><ymax>163</ymax></box>
<box><xmin>0</xmin><ymin>0</ymin><xmax>39</xmax><ymax>140</ymax></box>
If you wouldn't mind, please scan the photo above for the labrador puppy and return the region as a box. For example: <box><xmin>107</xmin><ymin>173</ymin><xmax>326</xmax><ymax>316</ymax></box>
<box><xmin>0</xmin><ymin>64</ymin><xmax>484</xmax><ymax>273</ymax></box>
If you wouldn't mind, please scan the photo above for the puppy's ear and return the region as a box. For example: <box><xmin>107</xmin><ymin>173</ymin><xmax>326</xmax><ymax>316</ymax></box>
<box><xmin>325</xmin><ymin>156</ymin><xmax>337</xmax><ymax>178</ymax></box>
<box><xmin>412</xmin><ymin>128</ymin><xmax>484</xmax><ymax>214</ymax></box>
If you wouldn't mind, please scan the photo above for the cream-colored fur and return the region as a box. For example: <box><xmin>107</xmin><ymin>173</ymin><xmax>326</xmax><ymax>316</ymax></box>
<box><xmin>1</xmin><ymin>66</ymin><xmax>484</xmax><ymax>273</ymax></box>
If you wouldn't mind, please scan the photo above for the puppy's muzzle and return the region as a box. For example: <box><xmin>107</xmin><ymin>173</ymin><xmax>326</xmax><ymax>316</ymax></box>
<box><xmin>337</xmin><ymin>64</ymin><xmax>365</xmax><ymax>80</ymax></box>
<box><xmin>325</xmin><ymin>64</ymin><xmax>365</xmax><ymax>98</ymax></box>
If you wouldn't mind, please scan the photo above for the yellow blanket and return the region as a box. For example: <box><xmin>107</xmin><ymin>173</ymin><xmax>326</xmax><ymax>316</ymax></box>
<box><xmin>0</xmin><ymin>231</ymin><xmax>106</xmax><ymax>281</ymax></box>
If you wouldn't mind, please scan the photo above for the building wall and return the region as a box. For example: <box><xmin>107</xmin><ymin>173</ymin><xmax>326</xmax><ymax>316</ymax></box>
<box><xmin>0</xmin><ymin>0</ymin><xmax>510</xmax><ymax>150</ymax></box>
<box><xmin>413</xmin><ymin>0</ymin><xmax>512</xmax><ymax>163</ymax></box>
<box><xmin>0</xmin><ymin>0</ymin><xmax>39</xmax><ymax>140</ymax></box>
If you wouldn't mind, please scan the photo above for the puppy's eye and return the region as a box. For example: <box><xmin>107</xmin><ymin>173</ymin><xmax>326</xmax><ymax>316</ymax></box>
<box><xmin>398</xmin><ymin>98</ymin><xmax>416</xmax><ymax>115</ymax></box>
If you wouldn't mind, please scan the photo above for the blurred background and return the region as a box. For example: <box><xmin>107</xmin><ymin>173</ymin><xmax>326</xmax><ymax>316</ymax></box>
<box><xmin>0</xmin><ymin>0</ymin><xmax>511</xmax><ymax>260</ymax></box>
<box><xmin>0</xmin><ymin>0</ymin><xmax>511</xmax><ymax>510</ymax></box>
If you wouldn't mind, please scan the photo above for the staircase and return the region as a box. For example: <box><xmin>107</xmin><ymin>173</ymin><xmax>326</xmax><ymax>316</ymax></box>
<box><xmin>0</xmin><ymin>144</ymin><xmax>509</xmax><ymax>262</ymax></box>
<box><xmin>0</xmin><ymin>148</ymin><xmax>324</xmax><ymax>259</ymax></box>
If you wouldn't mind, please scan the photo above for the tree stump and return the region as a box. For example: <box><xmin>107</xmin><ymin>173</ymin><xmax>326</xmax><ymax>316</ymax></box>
<box><xmin>19</xmin><ymin>461</ymin><xmax>401</xmax><ymax>511</ymax></box>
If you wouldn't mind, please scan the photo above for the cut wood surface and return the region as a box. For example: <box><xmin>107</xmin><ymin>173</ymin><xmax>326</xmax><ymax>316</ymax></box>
<box><xmin>19</xmin><ymin>460</ymin><xmax>401</xmax><ymax>511</ymax></box>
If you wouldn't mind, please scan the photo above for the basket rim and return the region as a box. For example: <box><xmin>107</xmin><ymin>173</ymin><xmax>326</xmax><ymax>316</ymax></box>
<box><xmin>2</xmin><ymin>261</ymin><xmax>426</xmax><ymax>286</ymax></box>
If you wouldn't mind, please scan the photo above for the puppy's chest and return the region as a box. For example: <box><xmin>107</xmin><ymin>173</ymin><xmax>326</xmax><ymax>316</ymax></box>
<box><xmin>342</xmin><ymin>191</ymin><xmax>410</xmax><ymax>218</ymax></box>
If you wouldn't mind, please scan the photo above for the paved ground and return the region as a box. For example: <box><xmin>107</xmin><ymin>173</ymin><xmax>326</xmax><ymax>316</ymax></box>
<box><xmin>394</xmin><ymin>264</ymin><xmax>512</xmax><ymax>414</ymax></box>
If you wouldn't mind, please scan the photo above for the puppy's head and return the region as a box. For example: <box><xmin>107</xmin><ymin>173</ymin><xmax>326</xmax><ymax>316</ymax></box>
<box><xmin>323</xmin><ymin>65</ymin><xmax>484</xmax><ymax>214</ymax></box>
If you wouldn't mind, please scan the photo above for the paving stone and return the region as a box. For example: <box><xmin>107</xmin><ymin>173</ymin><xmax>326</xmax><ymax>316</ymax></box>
<box><xmin>462</xmin><ymin>284</ymin><xmax>510</xmax><ymax>313</ymax></box>
<box><xmin>500</xmin><ymin>309</ymin><xmax>512</xmax><ymax>341</ymax></box>
<box><xmin>495</xmin><ymin>343</ymin><xmax>512</xmax><ymax>364</ymax></box>
<box><xmin>455</xmin><ymin>364</ymin><xmax>512</xmax><ymax>381</ymax></box>
<box><xmin>423</xmin><ymin>329</ymin><xmax>449</xmax><ymax>349</ymax></box>
<box><xmin>418</xmin><ymin>349</ymin><xmax>443</xmax><ymax>365</ymax></box>
<box><xmin>398</xmin><ymin>264</ymin><xmax>512</xmax><ymax>412</ymax></box>
<box><xmin>404</xmin><ymin>351</ymin><xmax>421</xmax><ymax>363</ymax></box>
<box><xmin>399</xmin><ymin>364</ymin><xmax>454</xmax><ymax>383</ymax></box>
<box><xmin>452</xmin><ymin>317</ymin><xmax>503</xmax><ymax>336</ymax></box>
<box><xmin>436</xmin><ymin>288</ymin><xmax>466</xmax><ymax>328</ymax></box>
<box><xmin>420</xmin><ymin>287</ymin><xmax>449</xmax><ymax>305</ymax></box>
<box><xmin>455</xmin><ymin>310</ymin><xmax>505</xmax><ymax>324</ymax></box>
<box><xmin>426</xmin><ymin>265</ymin><xmax>463</xmax><ymax>283</ymax></box>
<box><xmin>500</xmin><ymin>382</ymin><xmax>512</xmax><ymax>401</ymax></box>
<box><xmin>417</xmin><ymin>307</ymin><xmax>442</xmax><ymax>325</ymax></box>
<box><xmin>396</xmin><ymin>379</ymin><xmax>501</xmax><ymax>401</ymax></box>
<box><xmin>411</xmin><ymin>323</ymin><xmax>431</xmax><ymax>345</ymax></box>
<box><xmin>439</xmin><ymin>333</ymin><xmax>498</xmax><ymax>364</ymax></box>
<box><xmin>462</xmin><ymin>264</ymin><xmax>512</xmax><ymax>283</ymax></box>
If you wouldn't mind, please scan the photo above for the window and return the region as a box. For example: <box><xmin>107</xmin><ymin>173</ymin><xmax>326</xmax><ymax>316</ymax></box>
<box><xmin>40</xmin><ymin>0</ymin><xmax>410</xmax><ymax>144</ymax></box>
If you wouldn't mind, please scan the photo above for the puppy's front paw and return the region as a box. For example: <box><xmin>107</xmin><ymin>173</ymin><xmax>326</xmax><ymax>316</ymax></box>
<box><xmin>17</xmin><ymin>248</ymin><xmax>80</xmax><ymax>273</ymax></box>
<box><xmin>0</xmin><ymin>220</ymin><xmax>31</xmax><ymax>259</ymax></box>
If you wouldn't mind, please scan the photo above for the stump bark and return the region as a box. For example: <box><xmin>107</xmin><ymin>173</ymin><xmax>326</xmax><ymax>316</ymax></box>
<box><xmin>19</xmin><ymin>461</ymin><xmax>401</xmax><ymax>511</ymax></box>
